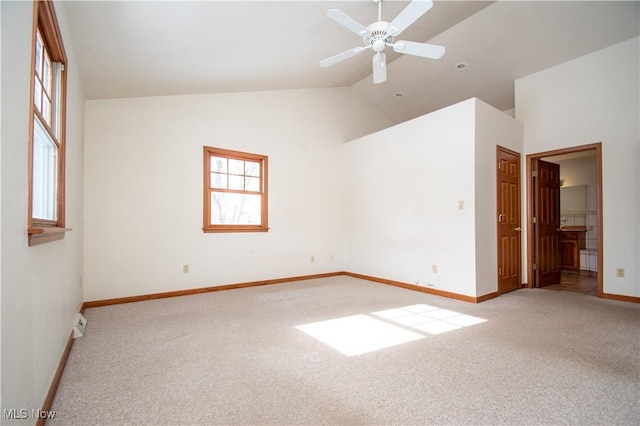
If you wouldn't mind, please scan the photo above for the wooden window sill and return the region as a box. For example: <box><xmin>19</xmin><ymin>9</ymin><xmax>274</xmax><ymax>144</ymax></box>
<box><xmin>202</xmin><ymin>227</ymin><xmax>269</xmax><ymax>233</ymax></box>
<box><xmin>28</xmin><ymin>226</ymin><xmax>72</xmax><ymax>246</ymax></box>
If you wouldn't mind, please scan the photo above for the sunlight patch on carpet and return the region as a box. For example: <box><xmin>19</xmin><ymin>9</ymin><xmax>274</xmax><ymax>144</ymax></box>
<box><xmin>296</xmin><ymin>314</ymin><xmax>424</xmax><ymax>356</ymax></box>
<box><xmin>373</xmin><ymin>304</ymin><xmax>487</xmax><ymax>335</ymax></box>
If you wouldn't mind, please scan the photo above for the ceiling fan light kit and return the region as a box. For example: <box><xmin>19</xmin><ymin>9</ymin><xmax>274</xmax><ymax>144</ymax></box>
<box><xmin>320</xmin><ymin>0</ymin><xmax>446</xmax><ymax>84</ymax></box>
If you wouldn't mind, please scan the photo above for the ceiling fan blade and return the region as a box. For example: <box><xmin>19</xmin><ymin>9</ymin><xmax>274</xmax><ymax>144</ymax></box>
<box><xmin>392</xmin><ymin>40</ymin><xmax>445</xmax><ymax>59</ymax></box>
<box><xmin>327</xmin><ymin>9</ymin><xmax>370</xmax><ymax>37</ymax></box>
<box><xmin>387</xmin><ymin>0</ymin><xmax>433</xmax><ymax>37</ymax></box>
<box><xmin>320</xmin><ymin>46</ymin><xmax>369</xmax><ymax>68</ymax></box>
<box><xmin>372</xmin><ymin>52</ymin><xmax>387</xmax><ymax>84</ymax></box>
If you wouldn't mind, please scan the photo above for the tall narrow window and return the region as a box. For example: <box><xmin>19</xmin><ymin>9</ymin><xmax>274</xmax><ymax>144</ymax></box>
<box><xmin>203</xmin><ymin>146</ymin><xmax>269</xmax><ymax>233</ymax></box>
<box><xmin>28</xmin><ymin>1</ymin><xmax>68</xmax><ymax>245</ymax></box>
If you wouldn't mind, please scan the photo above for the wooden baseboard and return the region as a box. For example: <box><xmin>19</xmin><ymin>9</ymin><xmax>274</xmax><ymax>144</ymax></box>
<box><xmin>85</xmin><ymin>270</ymin><xmax>640</xmax><ymax>313</ymax></box>
<box><xmin>343</xmin><ymin>272</ymin><xmax>489</xmax><ymax>303</ymax></box>
<box><xmin>476</xmin><ymin>291</ymin><xmax>500</xmax><ymax>302</ymax></box>
<box><xmin>83</xmin><ymin>272</ymin><xmax>345</xmax><ymax>308</ymax></box>
<box><xmin>37</xmin><ymin>331</ymin><xmax>74</xmax><ymax>426</ymax></box>
<box><xmin>601</xmin><ymin>292</ymin><xmax>640</xmax><ymax>304</ymax></box>
<box><xmin>85</xmin><ymin>271</ymin><xmax>640</xmax><ymax>312</ymax></box>
<box><xmin>84</xmin><ymin>271</ymin><xmax>502</xmax><ymax>309</ymax></box>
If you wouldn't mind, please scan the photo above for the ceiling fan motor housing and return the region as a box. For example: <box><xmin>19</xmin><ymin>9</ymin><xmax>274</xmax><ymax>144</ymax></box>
<box><xmin>364</xmin><ymin>21</ymin><xmax>393</xmax><ymax>52</ymax></box>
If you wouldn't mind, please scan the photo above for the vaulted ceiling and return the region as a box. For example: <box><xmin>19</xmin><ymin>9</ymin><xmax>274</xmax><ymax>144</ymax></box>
<box><xmin>64</xmin><ymin>1</ymin><xmax>639</xmax><ymax>123</ymax></box>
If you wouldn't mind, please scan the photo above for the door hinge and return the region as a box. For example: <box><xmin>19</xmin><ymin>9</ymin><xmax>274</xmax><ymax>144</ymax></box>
<box><xmin>533</xmin><ymin>217</ymin><xmax>537</xmax><ymax>224</ymax></box>
<box><xmin>532</xmin><ymin>170</ymin><xmax>537</xmax><ymax>178</ymax></box>
<box><xmin>533</xmin><ymin>263</ymin><xmax>537</xmax><ymax>271</ymax></box>
<box><xmin>499</xmin><ymin>267</ymin><xmax>502</xmax><ymax>276</ymax></box>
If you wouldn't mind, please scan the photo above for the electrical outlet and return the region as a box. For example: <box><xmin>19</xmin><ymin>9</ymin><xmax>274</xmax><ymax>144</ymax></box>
<box><xmin>458</xmin><ymin>200</ymin><xmax>465</xmax><ymax>210</ymax></box>
<box><xmin>330</xmin><ymin>254</ymin><xmax>334</xmax><ymax>261</ymax></box>
<box><xmin>616</xmin><ymin>268</ymin><xmax>625</xmax><ymax>278</ymax></box>
<box><xmin>182</xmin><ymin>264</ymin><xmax>190</xmax><ymax>274</ymax></box>
<box><xmin>432</xmin><ymin>264</ymin><xmax>438</xmax><ymax>274</ymax></box>
<box><xmin>310</xmin><ymin>255</ymin><xmax>315</xmax><ymax>263</ymax></box>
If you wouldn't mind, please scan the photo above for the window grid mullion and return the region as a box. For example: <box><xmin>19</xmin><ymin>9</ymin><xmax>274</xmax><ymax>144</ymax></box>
<box><xmin>211</xmin><ymin>188</ymin><xmax>261</xmax><ymax>196</ymax></box>
<box><xmin>33</xmin><ymin>109</ymin><xmax>60</xmax><ymax>149</ymax></box>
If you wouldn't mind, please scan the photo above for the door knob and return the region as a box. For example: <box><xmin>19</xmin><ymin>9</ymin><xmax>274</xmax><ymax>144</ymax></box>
<box><xmin>514</xmin><ymin>227</ymin><xmax>521</xmax><ymax>231</ymax></box>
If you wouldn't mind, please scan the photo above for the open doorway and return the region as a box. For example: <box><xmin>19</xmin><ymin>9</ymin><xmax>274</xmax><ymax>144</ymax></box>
<box><xmin>526</xmin><ymin>143</ymin><xmax>603</xmax><ymax>297</ymax></box>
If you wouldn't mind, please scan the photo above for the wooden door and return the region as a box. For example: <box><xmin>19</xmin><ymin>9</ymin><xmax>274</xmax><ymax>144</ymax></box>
<box><xmin>535</xmin><ymin>159</ymin><xmax>561</xmax><ymax>286</ymax></box>
<box><xmin>497</xmin><ymin>147</ymin><xmax>521</xmax><ymax>294</ymax></box>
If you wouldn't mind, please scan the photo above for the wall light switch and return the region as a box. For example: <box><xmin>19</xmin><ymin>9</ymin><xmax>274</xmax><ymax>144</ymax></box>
<box><xmin>458</xmin><ymin>200</ymin><xmax>465</xmax><ymax>210</ymax></box>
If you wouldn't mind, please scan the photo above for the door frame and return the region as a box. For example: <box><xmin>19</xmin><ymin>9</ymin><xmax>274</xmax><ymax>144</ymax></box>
<box><xmin>525</xmin><ymin>142</ymin><xmax>603</xmax><ymax>296</ymax></box>
<box><xmin>496</xmin><ymin>145</ymin><xmax>522</xmax><ymax>294</ymax></box>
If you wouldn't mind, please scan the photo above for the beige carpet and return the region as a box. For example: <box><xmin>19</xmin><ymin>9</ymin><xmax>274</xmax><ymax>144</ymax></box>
<box><xmin>49</xmin><ymin>276</ymin><xmax>639</xmax><ymax>425</ymax></box>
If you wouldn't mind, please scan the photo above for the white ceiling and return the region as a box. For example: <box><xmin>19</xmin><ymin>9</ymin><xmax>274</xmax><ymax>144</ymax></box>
<box><xmin>64</xmin><ymin>1</ymin><xmax>639</xmax><ymax>123</ymax></box>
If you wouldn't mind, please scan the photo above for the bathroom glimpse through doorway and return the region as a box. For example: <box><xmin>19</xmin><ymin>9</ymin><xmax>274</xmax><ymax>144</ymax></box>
<box><xmin>526</xmin><ymin>143</ymin><xmax>603</xmax><ymax>297</ymax></box>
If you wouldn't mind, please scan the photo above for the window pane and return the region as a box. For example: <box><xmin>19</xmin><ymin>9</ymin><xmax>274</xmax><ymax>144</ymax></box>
<box><xmin>210</xmin><ymin>172</ymin><xmax>227</xmax><ymax>189</ymax></box>
<box><xmin>210</xmin><ymin>156</ymin><xmax>227</xmax><ymax>173</ymax></box>
<box><xmin>32</xmin><ymin>118</ymin><xmax>57</xmax><ymax>220</ymax></box>
<box><xmin>246</xmin><ymin>176</ymin><xmax>260</xmax><ymax>192</ymax></box>
<box><xmin>43</xmin><ymin>53</ymin><xmax>52</xmax><ymax>93</ymax></box>
<box><xmin>34</xmin><ymin>79</ymin><xmax>42</xmax><ymax>113</ymax></box>
<box><xmin>245</xmin><ymin>161</ymin><xmax>260</xmax><ymax>177</ymax></box>
<box><xmin>35</xmin><ymin>34</ymin><xmax>43</xmax><ymax>78</ymax></box>
<box><xmin>211</xmin><ymin>192</ymin><xmax>261</xmax><ymax>225</ymax></box>
<box><xmin>42</xmin><ymin>98</ymin><xmax>51</xmax><ymax>127</ymax></box>
<box><xmin>228</xmin><ymin>159</ymin><xmax>244</xmax><ymax>175</ymax></box>
<box><xmin>228</xmin><ymin>175</ymin><xmax>244</xmax><ymax>190</ymax></box>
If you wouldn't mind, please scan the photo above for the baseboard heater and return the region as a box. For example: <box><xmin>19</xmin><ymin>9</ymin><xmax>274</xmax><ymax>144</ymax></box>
<box><xmin>73</xmin><ymin>313</ymin><xmax>87</xmax><ymax>338</ymax></box>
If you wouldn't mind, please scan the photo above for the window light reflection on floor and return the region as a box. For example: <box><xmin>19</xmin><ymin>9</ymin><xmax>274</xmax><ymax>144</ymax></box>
<box><xmin>373</xmin><ymin>304</ymin><xmax>487</xmax><ymax>335</ymax></box>
<box><xmin>296</xmin><ymin>304</ymin><xmax>487</xmax><ymax>356</ymax></box>
<box><xmin>296</xmin><ymin>314</ymin><xmax>424</xmax><ymax>357</ymax></box>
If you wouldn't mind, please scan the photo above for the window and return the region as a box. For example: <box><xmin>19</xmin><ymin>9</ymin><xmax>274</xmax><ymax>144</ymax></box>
<box><xmin>28</xmin><ymin>1</ymin><xmax>68</xmax><ymax>246</ymax></box>
<box><xmin>203</xmin><ymin>146</ymin><xmax>269</xmax><ymax>233</ymax></box>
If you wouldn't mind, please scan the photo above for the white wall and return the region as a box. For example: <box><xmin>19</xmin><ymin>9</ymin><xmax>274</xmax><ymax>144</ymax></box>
<box><xmin>557</xmin><ymin>156</ymin><xmax>597</xmax><ymax>196</ymax></box>
<box><xmin>342</xmin><ymin>98</ymin><xmax>522</xmax><ymax>297</ymax></box>
<box><xmin>1</xmin><ymin>0</ymin><xmax>85</xmax><ymax>420</ymax></box>
<box><xmin>83</xmin><ymin>88</ymin><xmax>393</xmax><ymax>301</ymax></box>
<box><xmin>343</xmin><ymin>99</ymin><xmax>477</xmax><ymax>296</ymax></box>
<box><xmin>516</xmin><ymin>37</ymin><xmax>640</xmax><ymax>297</ymax></box>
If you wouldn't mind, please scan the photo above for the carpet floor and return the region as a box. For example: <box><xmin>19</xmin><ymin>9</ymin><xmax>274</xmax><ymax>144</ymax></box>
<box><xmin>49</xmin><ymin>276</ymin><xmax>640</xmax><ymax>425</ymax></box>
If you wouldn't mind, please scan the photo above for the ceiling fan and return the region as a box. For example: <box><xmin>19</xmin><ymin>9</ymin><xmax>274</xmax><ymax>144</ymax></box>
<box><xmin>319</xmin><ymin>0</ymin><xmax>445</xmax><ymax>84</ymax></box>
